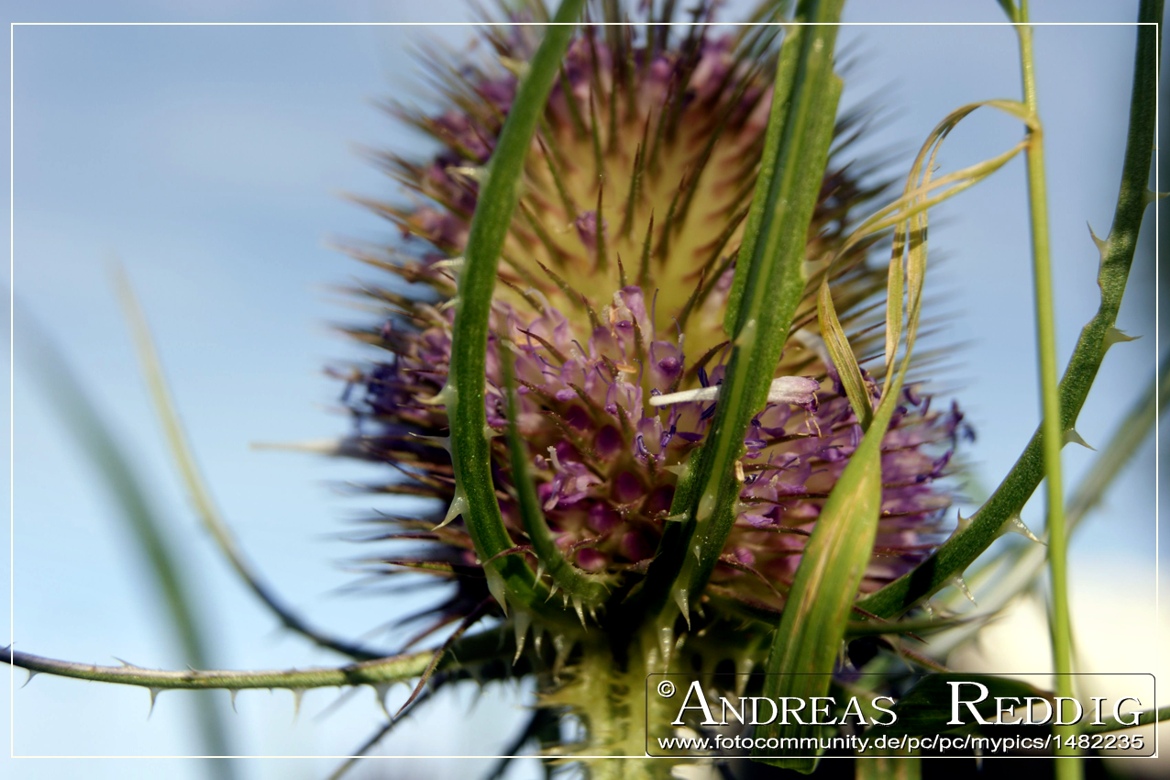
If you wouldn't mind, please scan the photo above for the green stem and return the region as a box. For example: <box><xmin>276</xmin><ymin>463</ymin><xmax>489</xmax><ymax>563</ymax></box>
<box><xmin>4</xmin><ymin>627</ymin><xmax>511</xmax><ymax>692</ymax></box>
<box><xmin>857</xmin><ymin>0</ymin><xmax>1162</xmax><ymax>621</ymax></box>
<box><xmin>446</xmin><ymin>0</ymin><xmax>585</xmax><ymax>622</ymax></box>
<box><xmin>928</xmin><ymin>355</ymin><xmax>1167</xmax><ymax>659</ymax></box>
<box><xmin>554</xmin><ymin>638</ymin><xmax>675</xmax><ymax>778</ymax></box>
<box><xmin>1013</xmin><ymin>1</ymin><xmax>1079</xmax><ymax>768</ymax></box>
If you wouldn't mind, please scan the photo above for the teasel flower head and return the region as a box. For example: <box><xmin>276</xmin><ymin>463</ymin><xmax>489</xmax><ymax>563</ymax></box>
<box><xmin>337</xmin><ymin>0</ymin><xmax>971</xmax><ymax>759</ymax></box>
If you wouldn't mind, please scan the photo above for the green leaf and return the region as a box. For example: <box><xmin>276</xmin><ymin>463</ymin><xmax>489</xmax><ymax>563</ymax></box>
<box><xmin>629</xmin><ymin>0</ymin><xmax>847</xmax><ymax>647</ymax></box>
<box><xmin>753</xmin><ymin>263</ymin><xmax>923</xmax><ymax>767</ymax></box>
<box><xmin>722</xmin><ymin>11</ymin><xmax>807</xmax><ymax>334</ymax></box>
<box><xmin>817</xmin><ymin>280</ymin><xmax>873</xmax><ymax>430</ymax></box>
<box><xmin>753</xmin><ymin>405</ymin><xmax>885</xmax><ymax>771</ymax></box>
<box><xmin>752</xmin><ymin>58</ymin><xmax>1029</xmax><ymax>777</ymax></box>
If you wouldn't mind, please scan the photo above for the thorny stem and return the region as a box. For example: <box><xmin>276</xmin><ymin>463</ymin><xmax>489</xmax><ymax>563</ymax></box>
<box><xmin>1012</xmin><ymin>0</ymin><xmax>1079</xmax><ymax>767</ymax></box>
<box><xmin>929</xmin><ymin>355</ymin><xmax>1167</xmax><ymax>660</ymax></box>
<box><xmin>858</xmin><ymin>0</ymin><xmax>1163</xmax><ymax>621</ymax></box>
<box><xmin>4</xmin><ymin>627</ymin><xmax>512</xmax><ymax>692</ymax></box>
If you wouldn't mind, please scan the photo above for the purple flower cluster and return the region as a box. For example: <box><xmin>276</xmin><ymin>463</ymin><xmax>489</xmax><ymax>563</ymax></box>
<box><xmin>354</xmin><ymin>275</ymin><xmax>967</xmax><ymax>616</ymax></box>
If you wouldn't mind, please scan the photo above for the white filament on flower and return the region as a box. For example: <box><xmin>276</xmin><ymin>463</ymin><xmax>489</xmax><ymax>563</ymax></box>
<box><xmin>649</xmin><ymin>376</ymin><xmax>820</xmax><ymax>408</ymax></box>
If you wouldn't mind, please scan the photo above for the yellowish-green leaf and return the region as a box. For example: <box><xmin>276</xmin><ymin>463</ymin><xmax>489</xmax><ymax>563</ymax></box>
<box><xmin>755</xmin><ymin>393</ymin><xmax>886</xmax><ymax>771</ymax></box>
<box><xmin>818</xmin><ymin>280</ymin><xmax>873</xmax><ymax>430</ymax></box>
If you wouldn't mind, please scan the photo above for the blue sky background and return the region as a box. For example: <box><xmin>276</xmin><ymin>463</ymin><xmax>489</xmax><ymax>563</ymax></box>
<box><xmin>2</xmin><ymin>1</ymin><xmax>1162</xmax><ymax>778</ymax></box>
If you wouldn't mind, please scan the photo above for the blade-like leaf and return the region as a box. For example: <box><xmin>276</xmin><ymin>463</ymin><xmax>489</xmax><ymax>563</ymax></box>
<box><xmin>629</xmin><ymin>0</ymin><xmax>847</xmax><ymax>649</ymax></box>
<box><xmin>818</xmin><ymin>280</ymin><xmax>874</xmax><ymax>430</ymax></box>
<box><xmin>117</xmin><ymin>270</ymin><xmax>391</xmax><ymax>662</ymax></box>
<box><xmin>753</xmin><ymin>413</ymin><xmax>884</xmax><ymax>770</ymax></box>
<box><xmin>753</xmin><ymin>65</ymin><xmax>1030</xmax><ymax>777</ymax></box>
<box><xmin>445</xmin><ymin>0</ymin><xmax>586</xmax><ymax>623</ymax></box>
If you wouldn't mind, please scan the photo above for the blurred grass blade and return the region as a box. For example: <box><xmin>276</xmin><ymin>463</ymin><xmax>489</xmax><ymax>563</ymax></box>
<box><xmin>17</xmin><ymin>305</ymin><xmax>235</xmax><ymax>766</ymax></box>
<box><xmin>116</xmin><ymin>269</ymin><xmax>391</xmax><ymax>663</ymax></box>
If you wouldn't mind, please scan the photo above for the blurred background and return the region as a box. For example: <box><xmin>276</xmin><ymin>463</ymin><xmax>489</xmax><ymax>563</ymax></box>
<box><xmin>1</xmin><ymin>0</ymin><xmax>1162</xmax><ymax>778</ymax></box>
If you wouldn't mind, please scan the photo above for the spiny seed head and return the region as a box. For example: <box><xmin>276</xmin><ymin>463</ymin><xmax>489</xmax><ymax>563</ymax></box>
<box><xmin>339</xmin><ymin>1</ymin><xmax>969</xmax><ymax>648</ymax></box>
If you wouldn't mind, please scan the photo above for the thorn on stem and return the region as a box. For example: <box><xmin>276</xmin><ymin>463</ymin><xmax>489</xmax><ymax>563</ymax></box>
<box><xmin>148</xmin><ymin>687</ymin><xmax>162</xmax><ymax>719</ymax></box>
<box><xmin>950</xmin><ymin>576</ymin><xmax>977</xmax><ymax>606</ymax></box>
<box><xmin>1103</xmin><ymin>327</ymin><xmax>1139</xmax><ymax>348</ymax></box>
<box><xmin>372</xmin><ymin>683</ymin><xmax>393</xmax><ymax>720</ymax></box>
<box><xmin>1062</xmin><ymin>428</ymin><xmax>1094</xmax><ymax>451</ymax></box>
<box><xmin>292</xmin><ymin>689</ymin><xmax>305</xmax><ymax>721</ymax></box>
<box><xmin>1007</xmin><ymin>514</ymin><xmax>1044</xmax><ymax>545</ymax></box>
<box><xmin>1087</xmin><ymin>223</ymin><xmax>1109</xmax><ymax>262</ymax></box>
